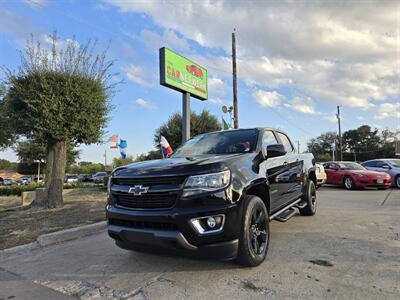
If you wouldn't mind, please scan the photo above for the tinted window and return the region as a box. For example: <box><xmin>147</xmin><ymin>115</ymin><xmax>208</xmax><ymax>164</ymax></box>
<box><xmin>362</xmin><ymin>161</ymin><xmax>376</xmax><ymax>167</ymax></box>
<box><xmin>276</xmin><ymin>132</ymin><xmax>294</xmax><ymax>153</ymax></box>
<box><xmin>262</xmin><ymin>130</ymin><xmax>278</xmax><ymax>148</ymax></box>
<box><xmin>172</xmin><ymin>129</ymin><xmax>259</xmax><ymax>157</ymax></box>
<box><xmin>338</xmin><ymin>162</ymin><xmax>365</xmax><ymax>170</ymax></box>
<box><xmin>387</xmin><ymin>159</ymin><xmax>400</xmax><ymax>167</ymax></box>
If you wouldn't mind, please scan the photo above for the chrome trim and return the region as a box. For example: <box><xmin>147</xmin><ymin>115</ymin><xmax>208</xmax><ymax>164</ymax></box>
<box><xmin>189</xmin><ymin>214</ymin><xmax>225</xmax><ymax>235</ymax></box>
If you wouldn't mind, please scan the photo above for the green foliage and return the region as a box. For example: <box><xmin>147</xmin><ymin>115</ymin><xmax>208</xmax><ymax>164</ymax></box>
<box><xmin>15</xmin><ymin>139</ymin><xmax>79</xmax><ymax>167</ymax></box>
<box><xmin>112</xmin><ymin>155</ymin><xmax>135</xmax><ymax>168</ymax></box>
<box><xmin>307</xmin><ymin>132</ymin><xmax>338</xmax><ymax>162</ymax></box>
<box><xmin>0</xmin><ymin>159</ymin><xmax>18</xmax><ymax>171</ymax></box>
<box><xmin>67</xmin><ymin>161</ymin><xmax>105</xmax><ymax>174</ymax></box>
<box><xmin>308</xmin><ymin>125</ymin><xmax>398</xmax><ymax>162</ymax></box>
<box><xmin>153</xmin><ymin>110</ymin><xmax>221</xmax><ymax>150</ymax></box>
<box><xmin>0</xmin><ymin>184</ymin><xmax>44</xmax><ymax>196</ymax></box>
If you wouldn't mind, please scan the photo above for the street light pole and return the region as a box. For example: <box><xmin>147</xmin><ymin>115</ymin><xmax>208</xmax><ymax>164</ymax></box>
<box><xmin>336</xmin><ymin>105</ymin><xmax>343</xmax><ymax>161</ymax></box>
<box><xmin>232</xmin><ymin>29</ymin><xmax>238</xmax><ymax>129</ymax></box>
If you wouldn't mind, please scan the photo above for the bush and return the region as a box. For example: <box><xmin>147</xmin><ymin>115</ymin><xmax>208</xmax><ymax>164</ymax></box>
<box><xmin>0</xmin><ymin>184</ymin><xmax>44</xmax><ymax>196</ymax></box>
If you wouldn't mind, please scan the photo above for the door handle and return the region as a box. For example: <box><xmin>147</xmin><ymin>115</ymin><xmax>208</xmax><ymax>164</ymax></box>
<box><xmin>283</xmin><ymin>161</ymin><xmax>288</xmax><ymax>166</ymax></box>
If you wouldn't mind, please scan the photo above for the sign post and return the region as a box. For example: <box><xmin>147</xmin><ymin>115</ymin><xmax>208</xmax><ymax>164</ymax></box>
<box><xmin>182</xmin><ymin>92</ymin><xmax>190</xmax><ymax>143</ymax></box>
<box><xmin>160</xmin><ymin>47</ymin><xmax>207</xmax><ymax>143</ymax></box>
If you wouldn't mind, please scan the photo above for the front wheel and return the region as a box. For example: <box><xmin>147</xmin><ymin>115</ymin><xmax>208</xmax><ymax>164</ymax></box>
<box><xmin>236</xmin><ymin>195</ymin><xmax>270</xmax><ymax>267</ymax></box>
<box><xmin>343</xmin><ymin>176</ymin><xmax>355</xmax><ymax>190</ymax></box>
<box><xmin>395</xmin><ymin>175</ymin><xmax>400</xmax><ymax>189</ymax></box>
<box><xmin>299</xmin><ymin>180</ymin><xmax>317</xmax><ymax>216</ymax></box>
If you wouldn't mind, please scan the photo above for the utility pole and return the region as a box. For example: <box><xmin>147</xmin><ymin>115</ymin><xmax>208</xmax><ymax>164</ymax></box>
<box><xmin>232</xmin><ymin>29</ymin><xmax>238</xmax><ymax>129</ymax></box>
<box><xmin>296</xmin><ymin>140</ymin><xmax>300</xmax><ymax>154</ymax></box>
<box><xmin>336</xmin><ymin>105</ymin><xmax>343</xmax><ymax>161</ymax></box>
<box><xmin>182</xmin><ymin>92</ymin><xmax>190</xmax><ymax>143</ymax></box>
<box><xmin>104</xmin><ymin>150</ymin><xmax>107</xmax><ymax>168</ymax></box>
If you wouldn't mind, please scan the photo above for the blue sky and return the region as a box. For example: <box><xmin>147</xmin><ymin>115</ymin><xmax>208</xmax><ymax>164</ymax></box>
<box><xmin>0</xmin><ymin>0</ymin><xmax>399</xmax><ymax>163</ymax></box>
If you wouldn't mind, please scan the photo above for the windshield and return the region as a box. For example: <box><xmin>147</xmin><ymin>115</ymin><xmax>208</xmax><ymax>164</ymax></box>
<box><xmin>172</xmin><ymin>129</ymin><xmax>259</xmax><ymax>158</ymax></box>
<box><xmin>387</xmin><ymin>159</ymin><xmax>400</xmax><ymax>167</ymax></box>
<box><xmin>338</xmin><ymin>162</ymin><xmax>365</xmax><ymax>170</ymax></box>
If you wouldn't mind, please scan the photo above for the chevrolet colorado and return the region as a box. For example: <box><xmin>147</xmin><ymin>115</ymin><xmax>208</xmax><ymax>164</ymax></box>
<box><xmin>106</xmin><ymin>128</ymin><xmax>317</xmax><ymax>266</ymax></box>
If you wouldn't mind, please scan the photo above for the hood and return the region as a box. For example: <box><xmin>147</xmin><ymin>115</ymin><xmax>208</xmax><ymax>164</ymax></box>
<box><xmin>352</xmin><ymin>170</ymin><xmax>389</xmax><ymax>178</ymax></box>
<box><xmin>113</xmin><ymin>153</ymin><xmax>251</xmax><ymax>178</ymax></box>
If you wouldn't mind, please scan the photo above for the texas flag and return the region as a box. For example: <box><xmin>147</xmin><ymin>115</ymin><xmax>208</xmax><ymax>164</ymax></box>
<box><xmin>160</xmin><ymin>135</ymin><xmax>173</xmax><ymax>158</ymax></box>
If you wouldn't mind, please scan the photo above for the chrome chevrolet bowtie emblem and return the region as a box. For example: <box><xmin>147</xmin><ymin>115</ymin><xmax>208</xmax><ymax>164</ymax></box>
<box><xmin>128</xmin><ymin>185</ymin><xmax>149</xmax><ymax>196</ymax></box>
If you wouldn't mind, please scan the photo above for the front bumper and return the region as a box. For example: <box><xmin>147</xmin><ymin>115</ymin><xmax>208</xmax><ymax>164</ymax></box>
<box><xmin>106</xmin><ymin>200</ymin><xmax>242</xmax><ymax>260</ymax></box>
<box><xmin>353</xmin><ymin>177</ymin><xmax>391</xmax><ymax>188</ymax></box>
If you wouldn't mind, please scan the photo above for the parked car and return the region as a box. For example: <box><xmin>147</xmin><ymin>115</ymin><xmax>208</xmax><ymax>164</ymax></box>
<box><xmin>16</xmin><ymin>176</ymin><xmax>32</xmax><ymax>185</ymax></box>
<box><xmin>78</xmin><ymin>174</ymin><xmax>93</xmax><ymax>182</ymax></box>
<box><xmin>315</xmin><ymin>163</ymin><xmax>327</xmax><ymax>187</ymax></box>
<box><xmin>107</xmin><ymin>128</ymin><xmax>317</xmax><ymax>267</ymax></box>
<box><xmin>92</xmin><ymin>172</ymin><xmax>107</xmax><ymax>184</ymax></box>
<box><xmin>361</xmin><ymin>159</ymin><xmax>400</xmax><ymax>188</ymax></box>
<box><xmin>65</xmin><ymin>175</ymin><xmax>79</xmax><ymax>183</ymax></box>
<box><xmin>3</xmin><ymin>178</ymin><xmax>17</xmax><ymax>186</ymax></box>
<box><xmin>323</xmin><ymin>161</ymin><xmax>391</xmax><ymax>190</ymax></box>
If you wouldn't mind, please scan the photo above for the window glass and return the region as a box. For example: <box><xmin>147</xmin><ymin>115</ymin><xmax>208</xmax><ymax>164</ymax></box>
<box><xmin>262</xmin><ymin>130</ymin><xmax>278</xmax><ymax>148</ymax></box>
<box><xmin>276</xmin><ymin>132</ymin><xmax>294</xmax><ymax>153</ymax></box>
<box><xmin>362</xmin><ymin>161</ymin><xmax>376</xmax><ymax>167</ymax></box>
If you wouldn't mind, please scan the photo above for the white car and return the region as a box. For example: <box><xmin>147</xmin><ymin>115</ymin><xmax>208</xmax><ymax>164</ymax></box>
<box><xmin>315</xmin><ymin>163</ymin><xmax>327</xmax><ymax>187</ymax></box>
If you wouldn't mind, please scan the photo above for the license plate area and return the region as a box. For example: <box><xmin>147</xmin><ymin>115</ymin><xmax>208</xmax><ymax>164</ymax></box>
<box><xmin>376</xmin><ymin>179</ymin><xmax>384</xmax><ymax>184</ymax></box>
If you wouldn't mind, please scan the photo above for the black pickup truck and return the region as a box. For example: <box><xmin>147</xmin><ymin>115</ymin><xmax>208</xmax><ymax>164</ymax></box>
<box><xmin>106</xmin><ymin>128</ymin><xmax>317</xmax><ymax>266</ymax></box>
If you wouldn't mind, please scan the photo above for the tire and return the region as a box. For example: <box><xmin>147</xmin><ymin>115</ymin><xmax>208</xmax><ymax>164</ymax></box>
<box><xmin>343</xmin><ymin>176</ymin><xmax>355</xmax><ymax>190</ymax></box>
<box><xmin>299</xmin><ymin>180</ymin><xmax>317</xmax><ymax>216</ymax></box>
<box><xmin>236</xmin><ymin>195</ymin><xmax>270</xmax><ymax>267</ymax></box>
<box><xmin>395</xmin><ymin>175</ymin><xmax>400</xmax><ymax>189</ymax></box>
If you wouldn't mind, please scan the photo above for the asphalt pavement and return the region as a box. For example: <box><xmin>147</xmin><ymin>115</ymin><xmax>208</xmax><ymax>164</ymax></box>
<box><xmin>0</xmin><ymin>186</ymin><xmax>399</xmax><ymax>300</ymax></box>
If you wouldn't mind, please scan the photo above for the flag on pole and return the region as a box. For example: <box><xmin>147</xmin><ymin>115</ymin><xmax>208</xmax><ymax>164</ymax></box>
<box><xmin>222</xmin><ymin>117</ymin><xmax>230</xmax><ymax>130</ymax></box>
<box><xmin>110</xmin><ymin>144</ymin><xmax>118</xmax><ymax>149</ymax></box>
<box><xmin>118</xmin><ymin>139</ymin><xmax>128</xmax><ymax>159</ymax></box>
<box><xmin>108</xmin><ymin>134</ymin><xmax>119</xmax><ymax>142</ymax></box>
<box><xmin>160</xmin><ymin>136</ymin><xmax>173</xmax><ymax>158</ymax></box>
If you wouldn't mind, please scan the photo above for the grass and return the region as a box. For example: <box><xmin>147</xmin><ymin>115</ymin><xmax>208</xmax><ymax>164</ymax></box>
<box><xmin>0</xmin><ymin>188</ymin><xmax>107</xmax><ymax>250</ymax></box>
<box><xmin>309</xmin><ymin>259</ymin><xmax>334</xmax><ymax>267</ymax></box>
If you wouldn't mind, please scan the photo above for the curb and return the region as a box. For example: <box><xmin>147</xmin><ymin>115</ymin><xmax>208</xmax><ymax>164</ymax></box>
<box><xmin>0</xmin><ymin>221</ymin><xmax>107</xmax><ymax>257</ymax></box>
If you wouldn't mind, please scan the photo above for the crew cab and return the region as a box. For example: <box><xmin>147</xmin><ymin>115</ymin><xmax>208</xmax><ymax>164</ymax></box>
<box><xmin>106</xmin><ymin>128</ymin><xmax>317</xmax><ymax>266</ymax></box>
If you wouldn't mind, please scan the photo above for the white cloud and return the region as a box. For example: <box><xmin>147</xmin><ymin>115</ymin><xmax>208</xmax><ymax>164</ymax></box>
<box><xmin>287</xmin><ymin>96</ymin><xmax>316</xmax><ymax>114</ymax></box>
<box><xmin>124</xmin><ymin>64</ymin><xmax>152</xmax><ymax>87</ymax></box>
<box><xmin>208</xmin><ymin>98</ymin><xmax>229</xmax><ymax>106</ymax></box>
<box><xmin>107</xmin><ymin>0</ymin><xmax>399</xmax><ymax>110</ymax></box>
<box><xmin>135</xmin><ymin>98</ymin><xmax>156</xmax><ymax>110</ymax></box>
<box><xmin>208</xmin><ymin>77</ymin><xmax>229</xmax><ymax>97</ymax></box>
<box><xmin>252</xmin><ymin>90</ymin><xmax>284</xmax><ymax>108</ymax></box>
<box><xmin>25</xmin><ymin>0</ymin><xmax>47</xmax><ymax>8</ymax></box>
<box><xmin>374</xmin><ymin>103</ymin><xmax>400</xmax><ymax>120</ymax></box>
<box><xmin>324</xmin><ymin>115</ymin><xmax>338</xmax><ymax>124</ymax></box>
<box><xmin>140</xmin><ymin>29</ymin><xmax>189</xmax><ymax>53</ymax></box>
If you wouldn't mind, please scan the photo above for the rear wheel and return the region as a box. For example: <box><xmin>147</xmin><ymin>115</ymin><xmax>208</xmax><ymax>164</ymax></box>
<box><xmin>299</xmin><ymin>180</ymin><xmax>317</xmax><ymax>216</ymax></box>
<box><xmin>343</xmin><ymin>176</ymin><xmax>355</xmax><ymax>190</ymax></box>
<box><xmin>236</xmin><ymin>195</ymin><xmax>269</xmax><ymax>267</ymax></box>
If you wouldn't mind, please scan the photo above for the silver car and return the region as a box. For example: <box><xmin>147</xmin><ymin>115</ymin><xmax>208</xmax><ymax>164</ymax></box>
<box><xmin>361</xmin><ymin>159</ymin><xmax>400</xmax><ymax>188</ymax></box>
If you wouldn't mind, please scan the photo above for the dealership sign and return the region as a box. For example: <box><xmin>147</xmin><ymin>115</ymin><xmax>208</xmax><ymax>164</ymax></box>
<box><xmin>159</xmin><ymin>47</ymin><xmax>208</xmax><ymax>100</ymax></box>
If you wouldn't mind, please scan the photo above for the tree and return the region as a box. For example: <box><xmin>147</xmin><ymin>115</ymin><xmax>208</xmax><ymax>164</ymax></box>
<box><xmin>307</xmin><ymin>132</ymin><xmax>338</xmax><ymax>162</ymax></box>
<box><xmin>112</xmin><ymin>155</ymin><xmax>135</xmax><ymax>168</ymax></box>
<box><xmin>0</xmin><ymin>159</ymin><xmax>17</xmax><ymax>171</ymax></box>
<box><xmin>153</xmin><ymin>110</ymin><xmax>221</xmax><ymax>150</ymax></box>
<box><xmin>1</xmin><ymin>33</ymin><xmax>115</xmax><ymax>208</ymax></box>
<box><xmin>67</xmin><ymin>161</ymin><xmax>105</xmax><ymax>174</ymax></box>
<box><xmin>0</xmin><ymin>84</ymin><xmax>15</xmax><ymax>149</ymax></box>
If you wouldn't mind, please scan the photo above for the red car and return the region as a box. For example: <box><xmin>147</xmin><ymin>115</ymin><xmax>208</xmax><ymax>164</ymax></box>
<box><xmin>323</xmin><ymin>161</ymin><xmax>391</xmax><ymax>190</ymax></box>
<box><xmin>186</xmin><ymin>65</ymin><xmax>203</xmax><ymax>79</ymax></box>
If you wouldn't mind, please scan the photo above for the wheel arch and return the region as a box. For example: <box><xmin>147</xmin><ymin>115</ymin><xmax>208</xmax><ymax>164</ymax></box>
<box><xmin>243</xmin><ymin>180</ymin><xmax>271</xmax><ymax>213</ymax></box>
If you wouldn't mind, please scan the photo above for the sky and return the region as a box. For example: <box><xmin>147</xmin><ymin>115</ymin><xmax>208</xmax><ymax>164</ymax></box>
<box><xmin>0</xmin><ymin>0</ymin><xmax>399</xmax><ymax>163</ymax></box>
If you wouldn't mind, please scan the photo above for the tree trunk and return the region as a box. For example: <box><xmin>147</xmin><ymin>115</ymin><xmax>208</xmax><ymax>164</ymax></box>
<box><xmin>47</xmin><ymin>141</ymin><xmax>67</xmax><ymax>208</ymax></box>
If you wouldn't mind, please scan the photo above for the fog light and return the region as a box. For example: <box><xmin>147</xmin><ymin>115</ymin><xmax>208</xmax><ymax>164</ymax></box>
<box><xmin>207</xmin><ymin>217</ymin><xmax>216</xmax><ymax>228</ymax></box>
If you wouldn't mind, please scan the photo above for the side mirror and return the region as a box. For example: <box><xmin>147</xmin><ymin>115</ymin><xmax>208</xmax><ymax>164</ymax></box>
<box><xmin>264</xmin><ymin>144</ymin><xmax>286</xmax><ymax>158</ymax></box>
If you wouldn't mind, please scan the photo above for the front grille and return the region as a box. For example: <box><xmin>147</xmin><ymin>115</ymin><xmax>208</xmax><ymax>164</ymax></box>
<box><xmin>109</xmin><ymin>218</ymin><xmax>178</xmax><ymax>231</ymax></box>
<box><xmin>113</xmin><ymin>176</ymin><xmax>186</xmax><ymax>186</ymax></box>
<box><xmin>115</xmin><ymin>192</ymin><xmax>178</xmax><ymax>209</ymax></box>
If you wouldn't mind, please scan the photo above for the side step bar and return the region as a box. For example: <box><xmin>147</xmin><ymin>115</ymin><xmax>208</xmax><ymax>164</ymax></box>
<box><xmin>275</xmin><ymin>208</ymin><xmax>296</xmax><ymax>222</ymax></box>
<box><xmin>269</xmin><ymin>199</ymin><xmax>308</xmax><ymax>222</ymax></box>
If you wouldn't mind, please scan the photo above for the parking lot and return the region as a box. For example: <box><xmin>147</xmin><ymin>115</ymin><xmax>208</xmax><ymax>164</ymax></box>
<box><xmin>0</xmin><ymin>186</ymin><xmax>399</xmax><ymax>300</ymax></box>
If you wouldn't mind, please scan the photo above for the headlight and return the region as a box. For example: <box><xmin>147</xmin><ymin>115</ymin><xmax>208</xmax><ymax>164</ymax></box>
<box><xmin>356</xmin><ymin>173</ymin><xmax>367</xmax><ymax>178</ymax></box>
<box><xmin>183</xmin><ymin>170</ymin><xmax>230</xmax><ymax>196</ymax></box>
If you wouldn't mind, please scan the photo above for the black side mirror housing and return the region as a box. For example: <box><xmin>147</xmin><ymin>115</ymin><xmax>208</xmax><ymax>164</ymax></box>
<box><xmin>264</xmin><ymin>144</ymin><xmax>287</xmax><ymax>158</ymax></box>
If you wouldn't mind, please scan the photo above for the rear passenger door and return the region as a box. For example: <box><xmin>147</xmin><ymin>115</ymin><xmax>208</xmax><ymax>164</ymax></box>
<box><xmin>275</xmin><ymin>132</ymin><xmax>304</xmax><ymax>205</ymax></box>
